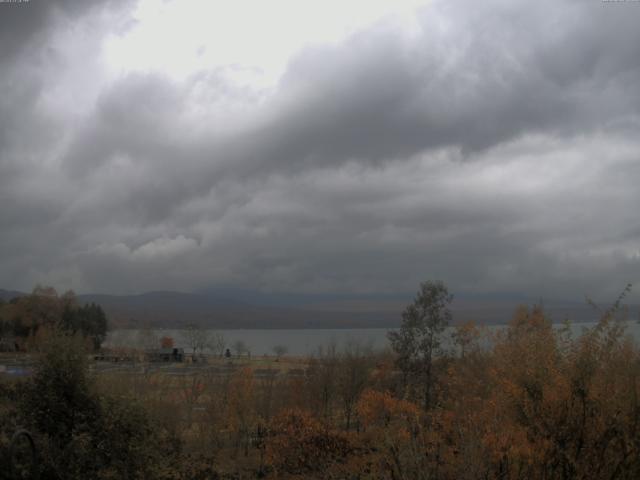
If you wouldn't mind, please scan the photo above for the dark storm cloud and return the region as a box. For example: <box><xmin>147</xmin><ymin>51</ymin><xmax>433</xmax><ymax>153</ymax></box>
<box><xmin>59</xmin><ymin>0</ymin><xmax>640</xmax><ymax>219</ymax></box>
<box><xmin>1</xmin><ymin>0</ymin><xmax>639</xmax><ymax>300</ymax></box>
<box><xmin>66</xmin><ymin>0</ymin><xmax>638</xmax><ymax>188</ymax></box>
<box><xmin>0</xmin><ymin>0</ymin><xmax>132</xmax><ymax>63</ymax></box>
<box><xmin>0</xmin><ymin>0</ymin><xmax>135</xmax><ymax>187</ymax></box>
<box><xmin>246</xmin><ymin>0</ymin><xmax>640</xmax><ymax>171</ymax></box>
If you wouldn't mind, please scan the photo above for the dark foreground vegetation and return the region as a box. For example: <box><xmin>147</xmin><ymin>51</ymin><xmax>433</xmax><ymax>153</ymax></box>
<box><xmin>1</xmin><ymin>282</ymin><xmax>639</xmax><ymax>479</ymax></box>
<box><xmin>0</xmin><ymin>286</ymin><xmax>107</xmax><ymax>352</ymax></box>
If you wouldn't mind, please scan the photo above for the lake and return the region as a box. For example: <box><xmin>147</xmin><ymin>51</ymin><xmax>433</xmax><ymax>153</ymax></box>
<box><xmin>104</xmin><ymin>321</ymin><xmax>640</xmax><ymax>356</ymax></box>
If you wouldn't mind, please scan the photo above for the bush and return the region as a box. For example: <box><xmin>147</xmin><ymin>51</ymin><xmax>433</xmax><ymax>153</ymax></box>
<box><xmin>16</xmin><ymin>332</ymin><xmax>180</xmax><ymax>479</ymax></box>
<box><xmin>266</xmin><ymin>408</ymin><xmax>353</xmax><ymax>475</ymax></box>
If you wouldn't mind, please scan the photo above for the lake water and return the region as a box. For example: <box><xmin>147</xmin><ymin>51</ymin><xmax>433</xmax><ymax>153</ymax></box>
<box><xmin>105</xmin><ymin>321</ymin><xmax>640</xmax><ymax>357</ymax></box>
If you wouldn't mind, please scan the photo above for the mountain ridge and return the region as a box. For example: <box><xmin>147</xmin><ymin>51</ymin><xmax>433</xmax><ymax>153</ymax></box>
<box><xmin>2</xmin><ymin>288</ymin><xmax>635</xmax><ymax>329</ymax></box>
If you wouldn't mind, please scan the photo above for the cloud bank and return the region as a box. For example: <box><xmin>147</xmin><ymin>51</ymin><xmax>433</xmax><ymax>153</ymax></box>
<box><xmin>1</xmin><ymin>0</ymin><xmax>639</xmax><ymax>301</ymax></box>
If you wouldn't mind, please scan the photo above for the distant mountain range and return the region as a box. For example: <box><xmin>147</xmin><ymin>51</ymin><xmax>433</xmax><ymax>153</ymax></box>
<box><xmin>1</xmin><ymin>288</ymin><xmax>636</xmax><ymax>329</ymax></box>
<box><xmin>0</xmin><ymin>289</ymin><xmax>25</xmax><ymax>302</ymax></box>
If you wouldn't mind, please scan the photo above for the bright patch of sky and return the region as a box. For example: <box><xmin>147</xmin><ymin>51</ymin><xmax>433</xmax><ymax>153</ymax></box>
<box><xmin>103</xmin><ymin>0</ymin><xmax>427</xmax><ymax>88</ymax></box>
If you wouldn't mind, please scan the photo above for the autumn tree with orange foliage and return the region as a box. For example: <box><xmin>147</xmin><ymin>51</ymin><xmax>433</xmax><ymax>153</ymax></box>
<box><xmin>227</xmin><ymin>367</ymin><xmax>257</xmax><ymax>457</ymax></box>
<box><xmin>428</xmin><ymin>288</ymin><xmax>640</xmax><ymax>480</ymax></box>
<box><xmin>265</xmin><ymin>408</ymin><xmax>354</xmax><ymax>477</ymax></box>
<box><xmin>5</xmin><ymin>281</ymin><xmax>640</xmax><ymax>479</ymax></box>
<box><xmin>452</xmin><ymin>320</ymin><xmax>482</xmax><ymax>358</ymax></box>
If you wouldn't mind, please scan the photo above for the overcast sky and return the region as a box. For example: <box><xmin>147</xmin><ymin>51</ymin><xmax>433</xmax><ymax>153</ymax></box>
<box><xmin>1</xmin><ymin>0</ymin><xmax>639</xmax><ymax>301</ymax></box>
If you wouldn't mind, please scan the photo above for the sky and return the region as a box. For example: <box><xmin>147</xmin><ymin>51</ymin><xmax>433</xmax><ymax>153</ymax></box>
<box><xmin>0</xmin><ymin>0</ymin><xmax>639</xmax><ymax>301</ymax></box>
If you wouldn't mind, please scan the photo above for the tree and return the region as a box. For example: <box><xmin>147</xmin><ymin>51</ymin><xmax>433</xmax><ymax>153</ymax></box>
<box><xmin>266</xmin><ymin>408</ymin><xmax>352</xmax><ymax>475</ymax></box>
<box><xmin>160</xmin><ymin>336</ymin><xmax>174</xmax><ymax>349</ymax></box>
<box><xmin>0</xmin><ymin>288</ymin><xmax>108</xmax><ymax>351</ymax></box>
<box><xmin>337</xmin><ymin>340</ymin><xmax>371</xmax><ymax>430</ymax></box>
<box><xmin>306</xmin><ymin>343</ymin><xmax>339</xmax><ymax>423</ymax></box>
<box><xmin>387</xmin><ymin>280</ymin><xmax>452</xmax><ymax>410</ymax></box>
<box><xmin>60</xmin><ymin>302</ymin><xmax>108</xmax><ymax>350</ymax></box>
<box><xmin>17</xmin><ymin>332</ymin><xmax>177</xmax><ymax>479</ymax></box>
<box><xmin>183</xmin><ymin>324</ymin><xmax>205</xmax><ymax>357</ymax></box>
<box><xmin>452</xmin><ymin>320</ymin><xmax>481</xmax><ymax>358</ymax></box>
<box><xmin>227</xmin><ymin>367</ymin><xmax>256</xmax><ymax>456</ymax></box>
<box><xmin>183</xmin><ymin>324</ymin><xmax>225</xmax><ymax>358</ymax></box>
<box><xmin>233</xmin><ymin>339</ymin><xmax>248</xmax><ymax>357</ymax></box>
<box><xmin>19</xmin><ymin>333</ymin><xmax>97</xmax><ymax>447</ymax></box>
<box><xmin>136</xmin><ymin>326</ymin><xmax>159</xmax><ymax>351</ymax></box>
<box><xmin>272</xmin><ymin>345</ymin><xmax>288</xmax><ymax>359</ymax></box>
<box><xmin>210</xmin><ymin>331</ymin><xmax>226</xmax><ymax>357</ymax></box>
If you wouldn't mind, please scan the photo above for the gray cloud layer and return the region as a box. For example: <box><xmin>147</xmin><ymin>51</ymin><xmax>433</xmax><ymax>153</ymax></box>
<box><xmin>1</xmin><ymin>0</ymin><xmax>639</xmax><ymax>301</ymax></box>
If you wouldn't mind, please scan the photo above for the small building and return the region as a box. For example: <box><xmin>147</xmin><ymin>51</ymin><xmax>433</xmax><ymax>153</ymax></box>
<box><xmin>147</xmin><ymin>347</ymin><xmax>184</xmax><ymax>362</ymax></box>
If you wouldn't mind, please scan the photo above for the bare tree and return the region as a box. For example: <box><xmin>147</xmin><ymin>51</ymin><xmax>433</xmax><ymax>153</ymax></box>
<box><xmin>233</xmin><ymin>339</ymin><xmax>248</xmax><ymax>357</ymax></box>
<box><xmin>210</xmin><ymin>332</ymin><xmax>226</xmax><ymax>357</ymax></box>
<box><xmin>337</xmin><ymin>339</ymin><xmax>372</xmax><ymax>430</ymax></box>
<box><xmin>306</xmin><ymin>342</ymin><xmax>339</xmax><ymax>423</ymax></box>
<box><xmin>272</xmin><ymin>345</ymin><xmax>288</xmax><ymax>359</ymax></box>
<box><xmin>183</xmin><ymin>324</ymin><xmax>205</xmax><ymax>357</ymax></box>
<box><xmin>137</xmin><ymin>326</ymin><xmax>159</xmax><ymax>351</ymax></box>
<box><xmin>183</xmin><ymin>324</ymin><xmax>225</xmax><ymax>360</ymax></box>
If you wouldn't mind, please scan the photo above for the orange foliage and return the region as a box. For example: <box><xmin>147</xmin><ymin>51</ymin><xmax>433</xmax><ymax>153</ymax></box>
<box><xmin>357</xmin><ymin>389</ymin><xmax>420</xmax><ymax>429</ymax></box>
<box><xmin>265</xmin><ymin>408</ymin><xmax>353</xmax><ymax>475</ymax></box>
<box><xmin>87</xmin><ymin>295</ymin><xmax>640</xmax><ymax>480</ymax></box>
